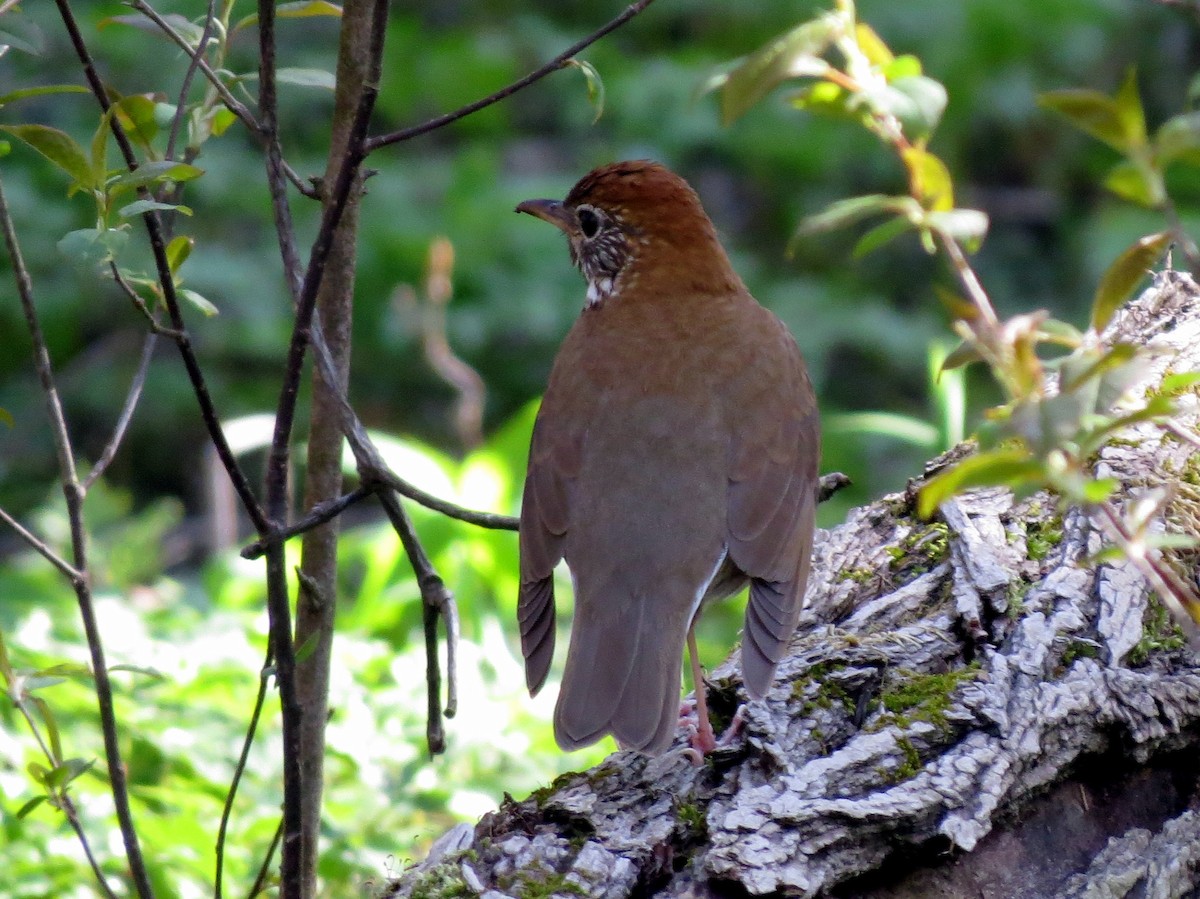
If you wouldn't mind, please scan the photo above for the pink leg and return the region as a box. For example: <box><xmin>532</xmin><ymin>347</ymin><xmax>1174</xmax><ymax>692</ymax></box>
<box><xmin>686</xmin><ymin>627</ymin><xmax>717</xmax><ymax>756</ymax></box>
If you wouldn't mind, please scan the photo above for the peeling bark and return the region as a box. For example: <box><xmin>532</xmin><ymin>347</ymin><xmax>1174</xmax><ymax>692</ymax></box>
<box><xmin>385</xmin><ymin>271</ymin><xmax>1200</xmax><ymax>899</ymax></box>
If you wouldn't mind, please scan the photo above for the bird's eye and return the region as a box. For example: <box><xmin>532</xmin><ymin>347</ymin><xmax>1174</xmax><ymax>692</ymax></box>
<box><xmin>577</xmin><ymin>207</ymin><xmax>601</xmax><ymax>239</ymax></box>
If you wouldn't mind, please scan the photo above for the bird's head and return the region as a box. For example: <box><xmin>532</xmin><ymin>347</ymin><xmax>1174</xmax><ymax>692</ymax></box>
<box><xmin>516</xmin><ymin>160</ymin><xmax>739</xmax><ymax>308</ymax></box>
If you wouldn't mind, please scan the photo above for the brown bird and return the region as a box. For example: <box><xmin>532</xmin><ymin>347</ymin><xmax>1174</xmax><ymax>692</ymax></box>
<box><xmin>516</xmin><ymin>161</ymin><xmax>819</xmax><ymax>755</ymax></box>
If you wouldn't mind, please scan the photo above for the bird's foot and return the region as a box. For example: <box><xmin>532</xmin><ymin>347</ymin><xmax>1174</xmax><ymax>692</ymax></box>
<box><xmin>678</xmin><ymin>701</ymin><xmax>747</xmax><ymax>765</ymax></box>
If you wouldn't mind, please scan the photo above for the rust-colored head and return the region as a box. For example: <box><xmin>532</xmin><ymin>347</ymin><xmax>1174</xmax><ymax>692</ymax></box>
<box><xmin>516</xmin><ymin>160</ymin><xmax>738</xmax><ymax>306</ymax></box>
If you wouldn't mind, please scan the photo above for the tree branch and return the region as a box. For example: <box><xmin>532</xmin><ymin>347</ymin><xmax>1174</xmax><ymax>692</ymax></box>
<box><xmin>365</xmin><ymin>0</ymin><xmax>659</xmax><ymax>151</ymax></box>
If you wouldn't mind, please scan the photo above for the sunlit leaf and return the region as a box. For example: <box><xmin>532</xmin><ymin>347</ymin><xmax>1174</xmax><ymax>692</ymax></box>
<box><xmin>710</xmin><ymin>16</ymin><xmax>840</xmax><ymax>124</ymax></box>
<box><xmin>15</xmin><ymin>796</ymin><xmax>46</xmax><ymax>819</ymax></box>
<box><xmin>108</xmin><ymin>664</ymin><xmax>166</xmax><ymax>680</ymax></box>
<box><xmin>242</xmin><ymin>68</ymin><xmax>337</xmax><ymax>91</ymax></box>
<box><xmin>211</xmin><ymin>107</ymin><xmax>238</xmax><ymax>137</ymax></box>
<box><xmin>901</xmin><ymin>147</ymin><xmax>953</xmax><ymax>211</ymax></box>
<box><xmin>166</xmin><ymin>235</ymin><xmax>194</xmax><ymax>274</ymax></box>
<box><xmin>0</xmin><ymin>124</ymin><xmax>98</xmax><ymax>190</ymax></box>
<box><xmin>118</xmin><ymin>200</ymin><xmax>193</xmax><ymax>219</ymax></box>
<box><xmin>854</xmin><ymin>23</ymin><xmax>894</xmax><ymax>66</ymax></box>
<box><xmin>1081</xmin><ymin>477</ymin><xmax>1120</xmax><ymax>503</ymax></box>
<box><xmin>1160</xmin><ymin>371</ymin><xmax>1200</xmax><ymax>394</ymax></box>
<box><xmin>824</xmin><ymin>411</ymin><xmax>940</xmax><ymax>448</ymax></box>
<box><xmin>113</xmin><ymin>94</ymin><xmax>161</xmax><ymax>151</ymax></box>
<box><xmin>563</xmin><ymin>59</ymin><xmax>605</xmax><ymax>124</ymax></box>
<box><xmin>925</xmin><ymin>208</ymin><xmax>988</xmax><ymax>251</ymax></box>
<box><xmin>888</xmin><ymin>75</ymin><xmax>947</xmax><ymax>140</ymax></box>
<box><xmin>1091</xmin><ymin>231</ymin><xmax>1170</xmax><ymax>332</ymax></box>
<box><xmin>881</xmin><ymin>55</ymin><xmax>923</xmax><ymax>81</ymax></box>
<box><xmin>788</xmin><ymin>80</ymin><xmax>853</xmax><ymax>119</ymax></box>
<box><xmin>918</xmin><ymin>448</ymin><xmax>1044</xmax><ymax>519</ymax></box>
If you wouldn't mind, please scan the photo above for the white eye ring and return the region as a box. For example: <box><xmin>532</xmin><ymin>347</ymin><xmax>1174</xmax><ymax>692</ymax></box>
<box><xmin>577</xmin><ymin>206</ymin><xmax>601</xmax><ymax>239</ymax></box>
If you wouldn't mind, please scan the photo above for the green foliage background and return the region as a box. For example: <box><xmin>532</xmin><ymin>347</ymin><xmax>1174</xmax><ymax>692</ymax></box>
<box><xmin>1</xmin><ymin>0</ymin><xmax>1198</xmax><ymax>895</ymax></box>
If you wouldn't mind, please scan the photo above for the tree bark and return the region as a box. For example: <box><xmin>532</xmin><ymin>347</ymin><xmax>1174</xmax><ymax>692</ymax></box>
<box><xmin>386</xmin><ymin>270</ymin><xmax>1200</xmax><ymax>898</ymax></box>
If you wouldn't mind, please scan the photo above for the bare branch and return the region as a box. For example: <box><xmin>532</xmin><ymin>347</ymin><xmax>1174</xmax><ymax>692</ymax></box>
<box><xmin>240</xmin><ymin>486</ymin><xmax>373</xmax><ymax>559</ymax></box>
<box><xmin>82</xmin><ymin>331</ymin><xmax>158</xmax><ymax>489</ymax></box>
<box><xmin>0</xmin><ymin>506</ymin><xmax>82</xmax><ymax>583</ymax></box>
<box><xmin>365</xmin><ymin>0</ymin><xmax>659</xmax><ymax>151</ymax></box>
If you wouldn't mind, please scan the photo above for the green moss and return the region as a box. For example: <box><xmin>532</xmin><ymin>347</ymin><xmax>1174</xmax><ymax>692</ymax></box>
<box><xmin>676</xmin><ymin>801</ymin><xmax>707</xmax><ymax>839</ymax></box>
<box><xmin>868</xmin><ymin>664</ymin><xmax>980</xmax><ymax>733</ymax></box>
<box><xmin>894</xmin><ymin>735</ymin><xmax>922</xmax><ymax>780</ymax></box>
<box><xmin>498</xmin><ymin>867</ymin><xmax>587</xmax><ymax>898</ymax></box>
<box><xmin>1128</xmin><ymin>593</ymin><xmax>1188</xmax><ymax>666</ymax></box>
<box><xmin>791</xmin><ymin>660</ymin><xmax>855</xmax><ymax>717</ymax></box>
<box><xmin>400</xmin><ymin>857</ymin><xmax>475</xmax><ymax>899</ymax></box>
<box><xmin>838</xmin><ymin>566</ymin><xmax>876</xmax><ymax>584</ymax></box>
<box><xmin>1026</xmin><ymin>516</ymin><xmax>1063</xmax><ymax>561</ymax></box>
<box><xmin>1061</xmin><ymin>640</ymin><xmax>1100</xmax><ymax>666</ymax></box>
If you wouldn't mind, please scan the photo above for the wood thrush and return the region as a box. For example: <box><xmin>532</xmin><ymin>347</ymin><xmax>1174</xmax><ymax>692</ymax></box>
<box><xmin>516</xmin><ymin>161</ymin><xmax>819</xmax><ymax>755</ymax></box>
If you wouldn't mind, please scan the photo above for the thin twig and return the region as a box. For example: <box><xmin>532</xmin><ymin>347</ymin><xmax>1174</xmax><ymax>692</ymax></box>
<box><xmin>1096</xmin><ymin>500</ymin><xmax>1200</xmax><ymax>623</ymax></box>
<box><xmin>56</xmin><ymin>0</ymin><xmax>269</xmax><ymax>534</ymax></box>
<box><xmin>240</xmin><ymin>486</ymin><xmax>373</xmax><ymax>559</ymax></box>
<box><xmin>365</xmin><ymin>0</ymin><xmax>659</xmax><ymax>151</ymax></box>
<box><xmin>1164</xmin><ymin>418</ymin><xmax>1200</xmax><ymax>451</ymax></box>
<box><xmin>130</xmin><ymin>0</ymin><xmax>258</xmax><ymax>133</ymax></box>
<box><xmin>1</xmin><ymin>163</ymin><xmax>154</xmax><ymax>899</ymax></box>
<box><xmin>376</xmin><ymin>468</ymin><xmax>519</xmax><ymax>530</ymax></box>
<box><xmin>378</xmin><ymin>491</ymin><xmax>459</xmax><ymax>746</ymax></box>
<box><xmin>0</xmin><ymin>506</ymin><xmax>83</xmax><ymax>582</ymax></box>
<box><xmin>247</xmin><ymin>818</ymin><xmax>284</xmax><ymax>899</ymax></box>
<box><xmin>214</xmin><ymin>646</ymin><xmax>274</xmax><ymax>899</ymax></box>
<box><xmin>164</xmin><ymin>0</ymin><xmax>217</xmax><ymax>161</ymax></box>
<box><xmin>108</xmin><ymin>261</ymin><xmax>184</xmax><ymax>338</ymax></box>
<box><xmin>83</xmin><ymin>331</ymin><xmax>158</xmax><ymax>489</ymax></box>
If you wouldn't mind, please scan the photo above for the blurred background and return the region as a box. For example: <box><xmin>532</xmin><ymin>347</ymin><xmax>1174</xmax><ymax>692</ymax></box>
<box><xmin>2</xmin><ymin>0</ymin><xmax>1199</xmax><ymax>894</ymax></box>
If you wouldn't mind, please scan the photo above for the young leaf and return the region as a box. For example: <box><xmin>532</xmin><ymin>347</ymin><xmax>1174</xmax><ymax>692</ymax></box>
<box><xmin>888</xmin><ymin>75</ymin><xmax>948</xmax><ymax>140</ymax></box>
<box><xmin>0</xmin><ymin>124</ymin><xmax>98</xmax><ymax>190</ymax></box>
<box><xmin>563</xmin><ymin>59</ymin><xmax>605</xmax><ymax>124</ymax></box>
<box><xmin>710</xmin><ymin>16</ymin><xmax>840</xmax><ymax>124</ymax></box>
<box><xmin>925</xmin><ymin>208</ymin><xmax>989</xmax><ymax>252</ymax></box>
<box><xmin>1113</xmin><ymin>67</ymin><xmax>1148</xmax><ymax>149</ymax></box>
<box><xmin>852</xmin><ymin>216</ymin><xmax>914</xmax><ymax>258</ymax></box>
<box><xmin>242</xmin><ymin>68</ymin><xmax>337</xmax><ymax>90</ymax></box>
<box><xmin>16</xmin><ymin>796</ymin><xmax>46</xmax><ymax>819</ymax></box>
<box><xmin>57</xmin><ymin>228</ymin><xmax>130</xmax><ymax>267</ymax></box>
<box><xmin>854</xmin><ymin>23</ymin><xmax>894</xmax><ymax>66</ymax></box>
<box><xmin>166</xmin><ymin>235</ymin><xmax>194</xmax><ymax>274</ymax></box>
<box><xmin>938</xmin><ymin>340</ymin><xmax>984</xmax><ymax>373</ymax></box>
<box><xmin>0</xmin><ymin>85</ymin><xmax>90</xmax><ymax>107</ymax></box>
<box><xmin>118</xmin><ymin>200</ymin><xmax>193</xmax><ymax>219</ymax></box>
<box><xmin>181</xmin><ymin>289</ymin><xmax>219</xmax><ymax>316</ymax></box>
<box><xmin>796</xmin><ymin>194</ymin><xmax>915</xmax><ymax>235</ymax></box>
<box><xmin>100</xmin><ymin>13</ymin><xmax>205</xmax><ymax>48</ymax></box>
<box><xmin>1103</xmin><ymin>159</ymin><xmax>1164</xmax><ymax>208</ymax></box>
<box><xmin>114</xmin><ymin>95</ymin><xmax>162</xmax><ymax>151</ymax></box>
<box><xmin>1039</xmin><ymin>88</ymin><xmax>1130</xmax><ymax>152</ymax></box>
<box><xmin>1090</xmin><ymin>231</ymin><xmax>1170</xmax><ymax>332</ymax></box>
<box><xmin>1155</xmin><ymin>111</ymin><xmax>1200</xmax><ymax>167</ymax></box>
<box><xmin>234</xmin><ymin>0</ymin><xmax>343</xmax><ymax>32</ymax></box>
<box><xmin>901</xmin><ymin>147</ymin><xmax>954</xmax><ymax>211</ymax></box>
<box><xmin>108</xmin><ymin>160</ymin><xmax>204</xmax><ymax>192</ymax></box>
<box><xmin>918</xmin><ymin>448</ymin><xmax>1044</xmax><ymax>519</ymax></box>
<box><xmin>1159</xmin><ymin>371</ymin><xmax>1200</xmax><ymax>394</ymax></box>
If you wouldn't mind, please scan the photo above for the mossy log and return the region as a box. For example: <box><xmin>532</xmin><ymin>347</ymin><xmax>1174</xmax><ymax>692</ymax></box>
<box><xmin>385</xmin><ymin>270</ymin><xmax>1200</xmax><ymax>899</ymax></box>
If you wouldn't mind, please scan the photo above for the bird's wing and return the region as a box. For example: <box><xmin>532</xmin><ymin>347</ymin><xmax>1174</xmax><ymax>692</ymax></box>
<box><xmin>726</xmin><ymin>321</ymin><xmax>820</xmax><ymax>698</ymax></box>
<box><xmin>518</xmin><ymin>411</ymin><xmax>582</xmax><ymax>695</ymax></box>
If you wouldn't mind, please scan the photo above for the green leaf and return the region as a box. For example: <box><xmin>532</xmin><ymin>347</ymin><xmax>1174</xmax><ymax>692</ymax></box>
<box><xmin>1155</xmin><ymin>111</ymin><xmax>1200</xmax><ymax>167</ymax></box>
<box><xmin>939</xmin><ymin>340</ymin><xmax>984</xmax><ymax>373</ymax></box>
<box><xmin>1061</xmin><ymin>343</ymin><xmax>1138</xmax><ymax>393</ymax></box>
<box><xmin>181</xmin><ymin>288</ymin><xmax>219</xmax><ymax>316</ymax></box>
<box><xmin>57</xmin><ymin>228</ymin><xmax>129</xmax><ymax>266</ymax></box>
<box><xmin>108</xmin><ymin>160</ymin><xmax>204</xmax><ymax>192</ymax></box>
<box><xmin>796</xmin><ymin>194</ymin><xmax>916</xmax><ymax>235</ymax></box>
<box><xmin>29</xmin><ymin>695</ymin><xmax>62</xmax><ymax>762</ymax></box>
<box><xmin>16</xmin><ymin>796</ymin><xmax>46</xmax><ymax>819</ymax></box>
<box><xmin>241</xmin><ymin>68</ymin><xmax>337</xmax><ymax>90</ymax></box>
<box><xmin>563</xmin><ymin>59</ymin><xmax>605</xmax><ymax>124</ymax></box>
<box><xmin>1160</xmin><ymin>371</ymin><xmax>1200</xmax><ymax>394</ymax></box>
<box><xmin>166</xmin><ymin>235</ymin><xmax>194</xmax><ymax>274</ymax></box>
<box><xmin>1039</xmin><ymin>89</ymin><xmax>1130</xmax><ymax>152</ymax></box>
<box><xmin>1081</xmin><ymin>477</ymin><xmax>1120</xmax><ymax>503</ymax></box>
<box><xmin>1036</xmin><ymin>318</ymin><xmax>1084</xmax><ymax>348</ymax></box>
<box><xmin>109</xmin><ymin>664</ymin><xmax>166</xmax><ymax>680</ymax></box>
<box><xmin>295</xmin><ymin>631</ymin><xmax>321</xmax><ymax>664</ymax></box>
<box><xmin>113</xmin><ymin>95</ymin><xmax>161</xmax><ymax>151</ymax></box>
<box><xmin>1103</xmin><ymin>159</ymin><xmax>1164</xmax><ymax>208</ymax></box>
<box><xmin>852</xmin><ymin>216</ymin><xmax>914</xmax><ymax>258</ymax></box>
<box><xmin>0</xmin><ymin>85</ymin><xmax>90</xmax><ymax>108</ymax></box>
<box><xmin>925</xmin><ymin>208</ymin><xmax>989</xmax><ymax>252</ymax></box>
<box><xmin>1091</xmin><ymin>231</ymin><xmax>1170</xmax><ymax>332</ymax></box>
<box><xmin>118</xmin><ymin>200</ymin><xmax>193</xmax><ymax>219</ymax></box>
<box><xmin>854</xmin><ymin>23</ymin><xmax>894</xmax><ymax>66</ymax></box>
<box><xmin>0</xmin><ymin>407</ymin><xmax>12</xmax><ymax>428</ymax></box>
<box><xmin>0</xmin><ymin>124</ymin><xmax>98</xmax><ymax>190</ymax></box>
<box><xmin>824</xmin><ymin>411</ymin><xmax>940</xmax><ymax>448</ymax></box>
<box><xmin>1113</xmin><ymin>67</ymin><xmax>1148</xmax><ymax>150</ymax></box>
<box><xmin>902</xmin><ymin>147</ymin><xmax>954</xmax><ymax>211</ymax></box>
<box><xmin>46</xmin><ymin>758</ymin><xmax>95</xmax><ymax>789</ymax></box>
<box><xmin>0</xmin><ymin>13</ymin><xmax>46</xmax><ymax>55</ymax></box>
<box><xmin>99</xmin><ymin>13</ymin><xmax>205</xmax><ymax>48</ymax></box>
<box><xmin>710</xmin><ymin>16</ymin><xmax>840</xmax><ymax>124</ymax></box>
<box><xmin>211</xmin><ymin>107</ymin><xmax>238</xmax><ymax>137</ymax></box>
<box><xmin>233</xmin><ymin>0</ymin><xmax>343</xmax><ymax>32</ymax></box>
<box><xmin>918</xmin><ymin>448</ymin><xmax>1044</xmax><ymax>519</ymax></box>
<box><xmin>886</xmin><ymin>75</ymin><xmax>948</xmax><ymax>140</ymax></box>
